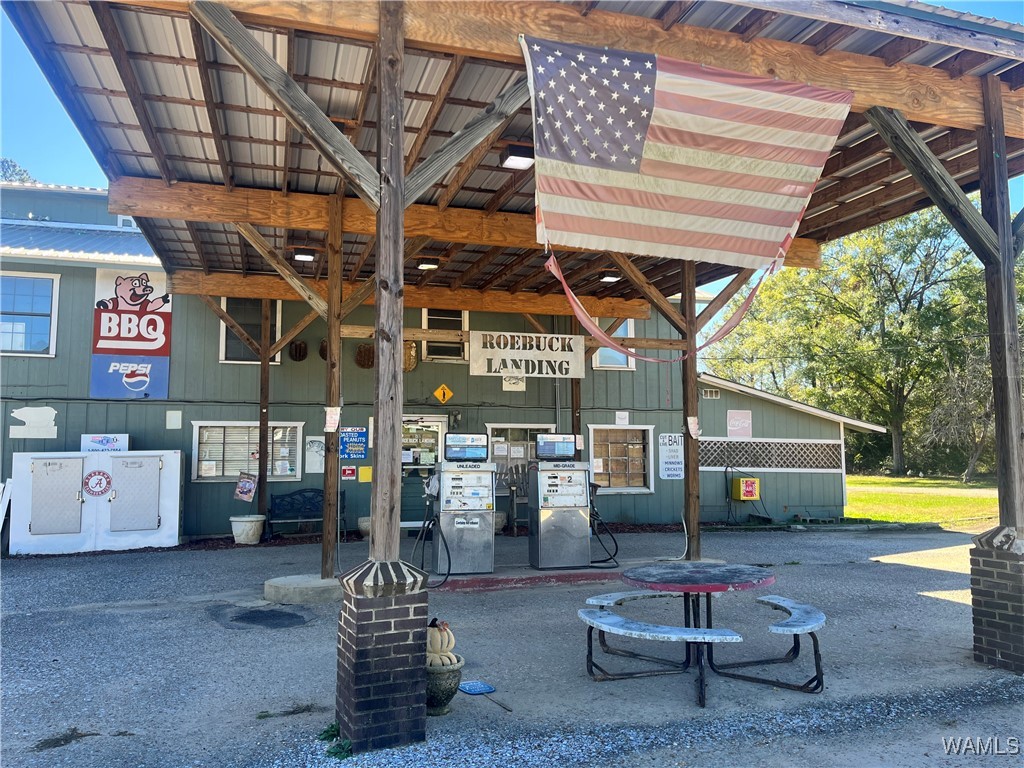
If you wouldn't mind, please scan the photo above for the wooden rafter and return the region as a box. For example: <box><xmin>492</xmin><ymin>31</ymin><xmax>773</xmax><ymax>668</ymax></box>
<box><xmin>236</xmin><ymin>222</ymin><xmax>330</xmax><ymax>316</ymax></box>
<box><xmin>184</xmin><ymin>221</ymin><xmax>211</xmax><ymax>275</ymax></box>
<box><xmin>57</xmin><ymin>0</ymin><xmax>1024</xmax><ymax>136</ymax></box>
<box><xmin>585</xmin><ymin>317</ymin><xmax>626</xmax><ymax>360</ymax></box>
<box><xmin>734</xmin><ymin>9</ymin><xmax>779</xmax><ymax>43</ymax></box>
<box><xmin>168</xmin><ymin>270</ymin><xmax>651</xmax><ymax>318</ymax></box>
<box><xmin>659</xmin><ymin>1</ymin><xmax>698</xmax><ymax>31</ymax></box>
<box><xmin>107</xmin><ymin>177</ymin><xmax>823</xmax><ymax>269</ymax></box>
<box><xmin>405</xmin><ymin>54</ymin><xmax>464</xmax><ymax>174</ymax></box>
<box><xmin>189</xmin><ymin>1</ymin><xmax>381</xmax><ymax>210</ymax></box>
<box><xmin>449</xmin><ymin>245</ymin><xmax>504</xmax><ymax>290</ymax></box>
<box><xmin>521</xmin><ymin>313</ymin><xmax>547</xmax><ymax>333</ymax></box>
<box><xmin>873</xmin><ymin>37</ymin><xmax>931</xmax><ymax>67</ymax></box>
<box><xmin>189</xmin><ymin>18</ymin><xmax>233</xmax><ymax>190</ymax></box>
<box><xmin>198</xmin><ymin>294</ymin><xmax>259</xmax><ymax>355</ymax></box>
<box><xmin>696</xmin><ymin>269</ymin><xmax>755</xmax><ymax>332</ymax></box>
<box><xmin>814</xmin><ymin>25</ymin><xmax>860</xmax><ymax>56</ymax></box>
<box><xmin>269</xmin><ymin>307</ymin><xmax>319</xmax><ymax>357</ymax></box>
<box><xmin>484</xmin><ymin>166</ymin><xmax>533</xmax><ymax>216</ymax></box>
<box><xmin>421</xmin><ymin>76</ymin><xmax>530</xmax><ymax>211</ymax></box>
<box><xmin>415</xmin><ymin>243</ymin><xmax>461</xmax><ymax>287</ymax></box>
<box><xmin>91</xmin><ymin>1</ymin><xmax>174</xmax><ymax>184</ymax></box>
<box><xmin>477</xmin><ymin>249</ymin><xmax>539</xmax><ymax>291</ymax></box>
<box><xmin>607</xmin><ymin>252</ymin><xmax>688</xmax><ymax>338</ymax></box>
<box><xmin>725</xmin><ymin>0</ymin><xmax>1024</xmax><ymax>59</ymax></box>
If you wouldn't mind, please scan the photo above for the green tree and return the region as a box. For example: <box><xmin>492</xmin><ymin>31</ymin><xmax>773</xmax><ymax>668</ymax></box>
<box><xmin>705</xmin><ymin>207</ymin><xmax>970</xmax><ymax>475</ymax></box>
<box><xmin>0</xmin><ymin>158</ymin><xmax>36</xmax><ymax>183</ymax></box>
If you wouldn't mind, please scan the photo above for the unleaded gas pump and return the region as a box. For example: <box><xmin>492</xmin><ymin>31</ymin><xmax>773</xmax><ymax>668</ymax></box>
<box><xmin>432</xmin><ymin>433</ymin><xmax>496</xmax><ymax>575</ymax></box>
<box><xmin>526</xmin><ymin>434</ymin><xmax>592</xmax><ymax>570</ymax></box>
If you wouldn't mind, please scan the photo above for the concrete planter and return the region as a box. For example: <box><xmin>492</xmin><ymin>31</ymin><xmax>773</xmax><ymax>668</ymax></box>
<box><xmin>425</xmin><ymin>654</ymin><xmax>464</xmax><ymax>716</ymax></box>
<box><xmin>228</xmin><ymin>515</ymin><xmax>265</xmax><ymax>545</ymax></box>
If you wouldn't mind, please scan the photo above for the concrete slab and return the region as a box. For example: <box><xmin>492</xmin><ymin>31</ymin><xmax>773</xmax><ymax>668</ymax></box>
<box><xmin>2</xmin><ymin>529</ymin><xmax>1021</xmax><ymax>768</ymax></box>
<box><xmin>264</xmin><ymin>574</ymin><xmax>345</xmax><ymax>604</ymax></box>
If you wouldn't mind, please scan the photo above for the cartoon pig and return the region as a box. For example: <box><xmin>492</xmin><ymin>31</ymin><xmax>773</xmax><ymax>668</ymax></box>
<box><xmin>96</xmin><ymin>273</ymin><xmax>170</xmax><ymax>311</ymax></box>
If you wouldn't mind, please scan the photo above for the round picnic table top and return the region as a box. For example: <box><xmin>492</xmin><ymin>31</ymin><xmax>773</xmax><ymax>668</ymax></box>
<box><xmin>622</xmin><ymin>562</ymin><xmax>776</xmax><ymax>594</ymax></box>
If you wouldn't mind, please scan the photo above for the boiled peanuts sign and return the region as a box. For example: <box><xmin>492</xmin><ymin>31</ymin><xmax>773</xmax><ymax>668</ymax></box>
<box><xmin>469</xmin><ymin>331</ymin><xmax>584</xmax><ymax>378</ymax></box>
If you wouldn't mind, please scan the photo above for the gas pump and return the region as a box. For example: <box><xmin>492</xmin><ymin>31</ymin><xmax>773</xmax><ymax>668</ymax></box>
<box><xmin>527</xmin><ymin>434</ymin><xmax>591</xmax><ymax>570</ymax></box>
<box><xmin>432</xmin><ymin>433</ymin><xmax>496</xmax><ymax>575</ymax></box>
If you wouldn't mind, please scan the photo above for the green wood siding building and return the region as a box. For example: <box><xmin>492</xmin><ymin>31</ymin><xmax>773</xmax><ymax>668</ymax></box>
<box><xmin>1</xmin><ymin>184</ymin><xmax>884</xmax><ymax>539</ymax></box>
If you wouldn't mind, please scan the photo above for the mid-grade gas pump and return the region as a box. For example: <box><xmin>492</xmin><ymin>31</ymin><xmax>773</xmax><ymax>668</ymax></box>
<box><xmin>432</xmin><ymin>433</ymin><xmax>496</xmax><ymax>575</ymax></box>
<box><xmin>526</xmin><ymin>433</ymin><xmax>592</xmax><ymax>570</ymax></box>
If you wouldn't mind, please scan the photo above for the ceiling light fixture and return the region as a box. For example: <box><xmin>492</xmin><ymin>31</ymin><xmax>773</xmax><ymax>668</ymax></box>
<box><xmin>600</xmin><ymin>271</ymin><xmax>621</xmax><ymax>283</ymax></box>
<box><xmin>417</xmin><ymin>257</ymin><xmax>440</xmax><ymax>271</ymax></box>
<box><xmin>292</xmin><ymin>248</ymin><xmax>316</xmax><ymax>262</ymax></box>
<box><xmin>500</xmin><ymin>144</ymin><xmax>535</xmax><ymax>170</ymax></box>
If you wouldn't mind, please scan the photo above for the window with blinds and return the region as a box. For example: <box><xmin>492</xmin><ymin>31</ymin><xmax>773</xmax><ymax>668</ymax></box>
<box><xmin>589</xmin><ymin>426</ymin><xmax>654</xmax><ymax>492</ymax></box>
<box><xmin>192</xmin><ymin>421</ymin><xmax>302</xmax><ymax>481</ymax></box>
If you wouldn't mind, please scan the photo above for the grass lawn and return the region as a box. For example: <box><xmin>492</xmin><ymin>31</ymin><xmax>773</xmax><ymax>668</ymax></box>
<box><xmin>845</xmin><ymin>475</ymin><xmax>999</xmax><ymax>533</ymax></box>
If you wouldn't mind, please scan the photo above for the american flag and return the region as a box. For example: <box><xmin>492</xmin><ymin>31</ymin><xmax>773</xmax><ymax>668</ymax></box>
<box><xmin>520</xmin><ymin>36</ymin><xmax>852</xmax><ymax>270</ymax></box>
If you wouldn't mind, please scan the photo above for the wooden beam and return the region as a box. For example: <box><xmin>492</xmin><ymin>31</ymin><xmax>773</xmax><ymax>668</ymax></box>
<box><xmin>235</xmin><ymin>222</ymin><xmax>329</xmax><ymax>317</ymax></box>
<box><xmin>257</xmin><ymin>298</ymin><xmax>271</xmax><ymax>519</ymax></box>
<box><xmin>168</xmin><ymin>270</ymin><xmax>652</xmax><ymax>318</ymax></box>
<box><xmin>680</xmin><ymin>261</ymin><xmax>700</xmax><ymax>561</ymax></box>
<box><xmin>349</xmin><ymin>238</ymin><xmax>375</xmax><ymax>281</ymax></box>
<box><xmin>269</xmin><ymin>307</ymin><xmax>319</xmax><ymax>358</ymax></box>
<box><xmin>90</xmin><ymin>1</ymin><xmax>174</xmax><ymax>184</ymax></box>
<box><xmin>734</xmin><ymin>10</ymin><xmax>779</xmax><ymax>43</ymax></box>
<box><xmin>125</xmin><ymin>0</ymin><xmax>1024</xmax><ymax>137</ymax></box>
<box><xmin>338</xmin><ymin>275</ymin><xmax>377</xmax><ymax>321</ymax></box>
<box><xmin>370</xmin><ymin>0</ymin><xmax>405</xmax><ymax>562</ymax></box>
<box><xmin>863</xmin><ymin>106</ymin><xmax>999</xmax><ymax>265</ymax></box>
<box><xmin>184</xmin><ymin>220</ymin><xmax>211</xmax><ymax>274</ymax></box>
<box><xmin>696</xmin><ymin>269</ymin><xmax>755</xmax><ymax>332</ymax></box>
<box><xmin>1012</xmin><ymin>207</ymin><xmax>1024</xmax><ymax>260</ymax></box>
<box><xmin>813</xmin><ymin>25</ymin><xmax>859</xmax><ymax>56</ymax></box>
<box><xmin>322</xmin><ymin>193</ymin><xmax>343</xmax><ymax>578</ymax></box>
<box><xmin>484</xmin><ymin>166</ymin><xmax>533</xmax><ymax>215</ymax></box>
<box><xmin>108</xmin><ymin>177</ymin><xmax>824</xmax><ymax>269</ymax></box>
<box><xmin>521</xmin><ymin>313</ymin><xmax>547</xmax><ymax>334</ymax></box>
<box><xmin>585</xmin><ymin>317</ymin><xmax>626</xmax><ymax>360</ymax></box>
<box><xmin>977</xmin><ymin>74</ymin><xmax>1024</xmax><ymax>530</ymax></box>
<box><xmin>197</xmin><ymin>293</ymin><xmax>259</xmax><ymax>355</ymax></box>
<box><xmin>478</xmin><ymin>249</ymin><xmax>537</xmax><ymax>291</ymax></box>
<box><xmin>405</xmin><ymin>55</ymin><xmax>463</xmax><ymax>174</ymax></box>
<box><xmin>659</xmin><ymin>1</ymin><xmax>698</xmax><ymax>31</ymax></box>
<box><xmin>405</xmin><ymin>75</ymin><xmax>529</xmax><ymax>207</ymax></box>
<box><xmin>189</xmin><ymin>1</ymin><xmax>381</xmax><ymax>210</ymax></box>
<box><xmin>189</xmin><ymin>17</ymin><xmax>234</xmax><ymax>190</ymax></box>
<box><xmin>724</xmin><ymin>0</ymin><xmax>1024</xmax><ymax>60</ymax></box>
<box><xmin>449</xmin><ymin>245</ymin><xmax>504</xmax><ymax>289</ymax></box>
<box><xmin>608</xmin><ymin>252</ymin><xmax>688</xmax><ymax>338</ymax></box>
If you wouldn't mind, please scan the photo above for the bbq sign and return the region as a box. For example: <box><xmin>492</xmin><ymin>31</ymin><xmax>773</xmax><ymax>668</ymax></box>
<box><xmin>90</xmin><ymin>269</ymin><xmax>172</xmax><ymax>399</ymax></box>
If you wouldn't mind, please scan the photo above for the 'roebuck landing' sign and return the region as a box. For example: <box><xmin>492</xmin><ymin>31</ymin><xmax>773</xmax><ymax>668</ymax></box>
<box><xmin>469</xmin><ymin>331</ymin><xmax>584</xmax><ymax>379</ymax></box>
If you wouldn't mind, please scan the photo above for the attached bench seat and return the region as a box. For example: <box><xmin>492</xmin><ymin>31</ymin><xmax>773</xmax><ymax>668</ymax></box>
<box><xmin>585</xmin><ymin>590</ymin><xmax>691</xmax><ymax>608</ymax></box>
<box><xmin>758</xmin><ymin>595</ymin><xmax>826</xmax><ymax>634</ymax></box>
<box><xmin>578</xmin><ymin>609</ymin><xmax>742</xmax><ymax>644</ymax></box>
<box><xmin>710</xmin><ymin>594</ymin><xmax>825</xmax><ymax>694</ymax></box>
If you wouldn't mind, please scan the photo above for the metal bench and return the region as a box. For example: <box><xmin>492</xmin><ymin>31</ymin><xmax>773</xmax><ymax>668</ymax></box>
<box><xmin>267</xmin><ymin>488</ymin><xmax>346</xmax><ymax>540</ymax></box>
<box><xmin>709</xmin><ymin>594</ymin><xmax>825</xmax><ymax>693</ymax></box>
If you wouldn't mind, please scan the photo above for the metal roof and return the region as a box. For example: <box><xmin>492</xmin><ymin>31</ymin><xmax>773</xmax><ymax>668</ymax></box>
<box><xmin>2</xmin><ymin>0</ymin><xmax>1020</xmax><ymax>304</ymax></box>
<box><xmin>0</xmin><ymin>221</ymin><xmax>156</xmax><ymax>259</ymax></box>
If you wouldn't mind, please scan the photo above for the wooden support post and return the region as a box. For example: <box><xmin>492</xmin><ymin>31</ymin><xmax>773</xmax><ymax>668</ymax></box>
<box><xmin>977</xmin><ymin>76</ymin><xmax>1024</xmax><ymax>531</ymax></box>
<box><xmin>257</xmin><ymin>298</ymin><xmax>271</xmax><ymax>520</ymax></box>
<box><xmin>369</xmin><ymin>0</ymin><xmax>405</xmax><ymax>563</ymax></box>
<box><xmin>681</xmin><ymin>262</ymin><xmax>700</xmax><ymax>560</ymax></box>
<box><xmin>322</xmin><ymin>195</ymin><xmax>343</xmax><ymax>579</ymax></box>
<box><xmin>571</xmin><ymin>319</ymin><xmax>582</xmax><ymax>455</ymax></box>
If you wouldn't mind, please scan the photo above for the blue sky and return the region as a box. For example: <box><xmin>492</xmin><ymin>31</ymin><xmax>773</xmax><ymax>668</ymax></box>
<box><xmin>1</xmin><ymin>0</ymin><xmax>1021</xmax><ymax>210</ymax></box>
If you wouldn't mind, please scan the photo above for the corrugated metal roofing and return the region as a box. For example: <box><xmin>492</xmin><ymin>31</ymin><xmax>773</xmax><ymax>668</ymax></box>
<box><xmin>0</xmin><ymin>222</ymin><xmax>155</xmax><ymax>259</ymax></box>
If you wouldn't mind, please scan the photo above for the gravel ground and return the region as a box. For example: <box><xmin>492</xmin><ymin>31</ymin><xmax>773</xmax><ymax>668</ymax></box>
<box><xmin>2</xmin><ymin>529</ymin><xmax>1022</xmax><ymax>767</ymax></box>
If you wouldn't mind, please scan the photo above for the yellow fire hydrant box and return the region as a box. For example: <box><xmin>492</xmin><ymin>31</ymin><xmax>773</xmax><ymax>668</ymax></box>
<box><xmin>731</xmin><ymin>477</ymin><xmax>761</xmax><ymax>501</ymax></box>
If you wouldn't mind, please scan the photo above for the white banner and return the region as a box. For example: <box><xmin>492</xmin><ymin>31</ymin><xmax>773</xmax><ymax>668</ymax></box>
<box><xmin>469</xmin><ymin>331</ymin><xmax>584</xmax><ymax>378</ymax></box>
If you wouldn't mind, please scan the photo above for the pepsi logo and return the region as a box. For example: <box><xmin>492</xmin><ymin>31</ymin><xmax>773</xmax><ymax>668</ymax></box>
<box><xmin>123</xmin><ymin>369</ymin><xmax>150</xmax><ymax>391</ymax></box>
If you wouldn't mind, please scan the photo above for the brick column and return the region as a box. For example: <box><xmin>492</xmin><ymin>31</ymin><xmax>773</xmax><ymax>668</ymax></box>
<box><xmin>970</xmin><ymin>527</ymin><xmax>1024</xmax><ymax>673</ymax></box>
<box><xmin>336</xmin><ymin>560</ymin><xmax>428</xmax><ymax>754</ymax></box>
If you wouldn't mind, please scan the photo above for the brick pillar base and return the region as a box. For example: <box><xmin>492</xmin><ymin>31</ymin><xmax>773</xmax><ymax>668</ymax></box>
<box><xmin>970</xmin><ymin>527</ymin><xmax>1024</xmax><ymax>673</ymax></box>
<box><xmin>336</xmin><ymin>560</ymin><xmax>428</xmax><ymax>754</ymax></box>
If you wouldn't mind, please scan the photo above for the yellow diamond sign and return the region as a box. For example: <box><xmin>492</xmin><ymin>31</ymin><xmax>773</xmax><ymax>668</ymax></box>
<box><xmin>433</xmin><ymin>384</ymin><xmax>454</xmax><ymax>404</ymax></box>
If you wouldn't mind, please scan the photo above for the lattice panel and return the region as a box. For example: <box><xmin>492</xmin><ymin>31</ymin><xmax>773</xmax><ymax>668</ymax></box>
<box><xmin>699</xmin><ymin>440</ymin><xmax>842</xmax><ymax>470</ymax></box>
